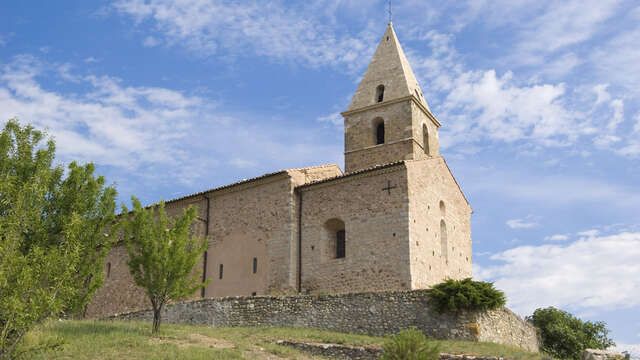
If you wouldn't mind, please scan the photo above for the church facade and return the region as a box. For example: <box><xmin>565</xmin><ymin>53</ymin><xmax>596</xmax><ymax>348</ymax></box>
<box><xmin>87</xmin><ymin>23</ymin><xmax>472</xmax><ymax>317</ymax></box>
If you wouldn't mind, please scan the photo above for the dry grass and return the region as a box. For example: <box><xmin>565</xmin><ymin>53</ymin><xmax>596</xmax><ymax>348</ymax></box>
<box><xmin>21</xmin><ymin>320</ymin><xmax>544</xmax><ymax>359</ymax></box>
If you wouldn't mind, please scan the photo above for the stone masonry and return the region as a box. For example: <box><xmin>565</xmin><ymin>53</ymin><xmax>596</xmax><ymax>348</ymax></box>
<box><xmin>109</xmin><ymin>290</ymin><xmax>540</xmax><ymax>353</ymax></box>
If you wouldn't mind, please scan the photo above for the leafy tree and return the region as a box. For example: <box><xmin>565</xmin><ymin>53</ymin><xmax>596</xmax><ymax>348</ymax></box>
<box><xmin>527</xmin><ymin>307</ymin><xmax>615</xmax><ymax>360</ymax></box>
<box><xmin>429</xmin><ymin>278</ymin><xmax>506</xmax><ymax>313</ymax></box>
<box><xmin>121</xmin><ymin>196</ymin><xmax>208</xmax><ymax>334</ymax></box>
<box><xmin>381</xmin><ymin>328</ymin><xmax>441</xmax><ymax>360</ymax></box>
<box><xmin>0</xmin><ymin>119</ymin><xmax>117</xmax><ymax>359</ymax></box>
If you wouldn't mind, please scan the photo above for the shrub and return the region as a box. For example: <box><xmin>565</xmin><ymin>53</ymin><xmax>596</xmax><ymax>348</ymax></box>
<box><xmin>526</xmin><ymin>307</ymin><xmax>615</xmax><ymax>360</ymax></box>
<box><xmin>429</xmin><ymin>278</ymin><xmax>506</xmax><ymax>313</ymax></box>
<box><xmin>381</xmin><ymin>328</ymin><xmax>440</xmax><ymax>360</ymax></box>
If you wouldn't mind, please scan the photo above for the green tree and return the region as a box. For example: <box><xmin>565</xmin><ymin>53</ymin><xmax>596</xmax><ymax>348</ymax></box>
<box><xmin>381</xmin><ymin>328</ymin><xmax>441</xmax><ymax>360</ymax></box>
<box><xmin>121</xmin><ymin>196</ymin><xmax>208</xmax><ymax>334</ymax></box>
<box><xmin>429</xmin><ymin>278</ymin><xmax>506</xmax><ymax>313</ymax></box>
<box><xmin>527</xmin><ymin>307</ymin><xmax>615</xmax><ymax>360</ymax></box>
<box><xmin>0</xmin><ymin>119</ymin><xmax>117</xmax><ymax>359</ymax></box>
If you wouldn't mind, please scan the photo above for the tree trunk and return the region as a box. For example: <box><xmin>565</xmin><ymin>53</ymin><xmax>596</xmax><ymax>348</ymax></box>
<box><xmin>152</xmin><ymin>305</ymin><xmax>163</xmax><ymax>334</ymax></box>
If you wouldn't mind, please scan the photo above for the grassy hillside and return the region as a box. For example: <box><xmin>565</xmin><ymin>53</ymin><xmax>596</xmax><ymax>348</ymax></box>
<box><xmin>22</xmin><ymin>320</ymin><xmax>543</xmax><ymax>359</ymax></box>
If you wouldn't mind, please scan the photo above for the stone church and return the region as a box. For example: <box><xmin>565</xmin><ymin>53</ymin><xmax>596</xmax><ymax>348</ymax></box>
<box><xmin>87</xmin><ymin>23</ymin><xmax>472</xmax><ymax>317</ymax></box>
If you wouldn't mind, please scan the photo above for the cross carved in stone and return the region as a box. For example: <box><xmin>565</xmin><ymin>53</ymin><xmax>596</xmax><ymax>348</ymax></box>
<box><xmin>381</xmin><ymin>180</ymin><xmax>397</xmax><ymax>195</ymax></box>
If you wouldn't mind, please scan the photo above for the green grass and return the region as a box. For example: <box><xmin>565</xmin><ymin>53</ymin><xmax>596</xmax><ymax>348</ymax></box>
<box><xmin>20</xmin><ymin>320</ymin><xmax>544</xmax><ymax>359</ymax></box>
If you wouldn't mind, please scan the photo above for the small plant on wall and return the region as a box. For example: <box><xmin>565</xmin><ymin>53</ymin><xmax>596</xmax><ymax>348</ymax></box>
<box><xmin>429</xmin><ymin>278</ymin><xmax>506</xmax><ymax>313</ymax></box>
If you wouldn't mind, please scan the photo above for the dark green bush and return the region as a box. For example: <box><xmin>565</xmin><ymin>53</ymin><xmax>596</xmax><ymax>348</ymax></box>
<box><xmin>381</xmin><ymin>328</ymin><xmax>440</xmax><ymax>360</ymax></box>
<box><xmin>429</xmin><ymin>278</ymin><xmax>506</xmax><ymax>313</ymax></box>
<box><xmin>526</xmin><ymin>307</ymin><xmax>615</xmax><ymax>360</ymax></box>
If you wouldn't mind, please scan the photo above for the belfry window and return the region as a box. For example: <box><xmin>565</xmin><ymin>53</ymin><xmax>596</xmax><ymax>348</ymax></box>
<box><xmin>376</xmin><ymin>122</ymin><xmax>385</xmax><ymax>145</ymax></box>
<box><xmin>376</xmin><ymin>85</ymin><xmax>385</xmax><ymax>103</ymax></box>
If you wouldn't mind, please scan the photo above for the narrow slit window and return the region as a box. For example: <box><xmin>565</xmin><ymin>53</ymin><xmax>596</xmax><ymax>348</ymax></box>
<box><xmin>219</xmin><ymin>264</ymin><xmax>223</xmax><ymax>280</ymax></box>
<box><xmin>376</xmin><ymin>85</ymin><xmax>385</xmax><ymax>103</ymax></box>
<box><xmin>422</xmin><ymin>124</ymin><xmax>430</xmax><ymax>155</ymax></box>
<box><xmin>253</xmin><ymin>257</ymin><xmax>258</xmax><ymax>274</ymax></box>
<box><xmin>106</xmin><ymin>262</ymin><xmax>111</xmax><ymax>278</ymax></box>
<box><xmin>201</xmin><ymin>251</ymin><xmax>208</xmax><ymax>297</ymax></box>
<box><xmin>336</xmin><ymin>230</ymin><xmax>346</xmax><ymax>258</ymax></box>
<box><xmin>376</xmin><ymin>122</ymin><xmax>385</xmax><ymax>145</ymax></box>
<box><xmin>440</xmin><ymin>220</ymin><xmax>448</xmax><ymax>260</ymax></box>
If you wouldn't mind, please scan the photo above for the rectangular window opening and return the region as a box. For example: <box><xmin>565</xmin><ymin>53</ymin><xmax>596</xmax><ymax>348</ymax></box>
<box><xmin>253</xmin><ymin>257</ymin><xmax>258</xmax><ymax>274</ymax></box>
<box><xmin>336</xmin><ymin>230</ymin><xmax>346</xmax><ymax>259</ymax></box>
<box><xmin>219</xmin><ymin>264</ymin><xmax>223</xmax><ymax>280</ymax></box>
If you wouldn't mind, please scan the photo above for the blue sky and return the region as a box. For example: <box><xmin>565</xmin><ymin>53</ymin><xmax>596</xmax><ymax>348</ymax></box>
<box><xmin>1</xmin><ymin>0</ymin><xmax>639</xmax><ymax>353</ymax></box>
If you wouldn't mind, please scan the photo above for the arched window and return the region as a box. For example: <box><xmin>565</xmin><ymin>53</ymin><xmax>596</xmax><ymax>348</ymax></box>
<box><xmin>440</xmin><ymin>219</ymin><xmax>448</xmax><ymax>260</ymax></box>
<box><xmin>422</xmin><ymin>124</ymin><xmax>430</xmax><ymax>155</ymax></box>
<box><xmin>376</xmin><ymin>122</ymin><xmax>385</xmax><ymax>145</ymax></box>
<box><xmin>324</xmin><ymin>218</ymin><xmax>346</xmax><ymax>259</ymax></box>
<box><xmin>439</xmin><ymin>200</ymin><xmax>446</xmax><ymax>217</ymax></box>
<box><xmin>376</xmin><ymin>85</ymin><xmax>385</xmax><ymax>103</ymax></box>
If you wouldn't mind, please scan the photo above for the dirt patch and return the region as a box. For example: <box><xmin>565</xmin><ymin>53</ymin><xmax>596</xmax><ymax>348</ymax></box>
<box><xmin>150</xmin><ymin>333</ymin><xmax>234</xmax><ymax>349</ymax></box>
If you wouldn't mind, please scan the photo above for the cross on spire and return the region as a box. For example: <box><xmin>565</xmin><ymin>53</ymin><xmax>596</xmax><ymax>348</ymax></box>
<box><xmin>388</xmin><ymin>0</ymin><xmax>392</xmax><ymax>23</ymax></box>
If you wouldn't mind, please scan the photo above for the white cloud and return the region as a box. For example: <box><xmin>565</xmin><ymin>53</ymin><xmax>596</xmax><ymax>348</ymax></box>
<box><xmin>593</xmin><ymin>84</ymin><xmax>612</xmax><ymax>105</ymax></box>
<box><xmin>142</xmin><ymin>36</ymin><xmax>160</xmax><ymax>47</ymax></box>
<box><xmin>577</xmin><ymin>229</ymin><xmax>600</xmax><ymax>237</ymax></box>
<box><xmin>317</xmin><ymin>112</ymin><xmax>342</xmax><ymax>126</ymax></box>
<box><xmin>475</xmin><ymin>231</ymin><xmax>640</xmax><ymax>316</ymax></box>
<box><xmin>410</xmin><ymin>31</ymin><xmax>596</xmax><ymax>151</ymax></box>
<box><xmin>512</xmin><ymin>0</ymin><xmax>620</xmax><ymax>61</ymax></box>
<box><xmin>229</xmin><ymin>158</ymin><xmax>257</xmax><ymax>169</ymax></box>
<box><xmin>0</xmin><ymin>55</ymin><xmax>199</xmax><ymax>170</ymax></box>
<box><xmin>113</xmin><ymin>0</ymin><xmax>377</xmax><ymax>71</ymax></box>
<box><xmin>0</xmin><ymin>54</ymin><xmax>343</xmax><ymax>190</ymax></box>
<box><xmin>592</xmin><ymin>23</ymin><xmax>640</xmax><ymax>93</ymax></box>
<box><xmin>545</xmin><ymin>234</ymin><xmax>569</xmax><ymax>241</ymax></box>
<box><xmin>84</xmin><ymin>57</ymin><xmax>99</xmax><ymax>63</ymax></box>
<box><xmin>506</xmin><ymin>219</ymin><xmax>538</xmax><ymax>229</ymax></box>
<box><xmin>608</xmin><ymin>99</ymin><xmax>624</xmax><ymax>132</ymax></box>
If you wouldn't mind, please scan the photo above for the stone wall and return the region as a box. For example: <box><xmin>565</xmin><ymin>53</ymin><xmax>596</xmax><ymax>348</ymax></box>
<box><xmin>108</xmin><ymin>290</ymin><xmax>539</xmax><ymax>352</ymax></box>
<box><xmin>276</xmin><ymin>341</ymin><xmax>524</xmax><ymax>360</ymax></box>
<box><xmin>298</xmin><ymin>164</ymin><xmax>411</xmax><ymax>293</ymax></box>
<box><xmin>406</xmin><ymin>157</ymin><xmax>473</xmax><ymax>289</ymax></box>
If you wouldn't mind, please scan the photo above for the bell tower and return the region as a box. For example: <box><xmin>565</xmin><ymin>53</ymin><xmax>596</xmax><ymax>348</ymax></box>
<box><xmin>341</xmin><ymin>23</ymin><xmax>440</xmax><ymax>173</ymax></box>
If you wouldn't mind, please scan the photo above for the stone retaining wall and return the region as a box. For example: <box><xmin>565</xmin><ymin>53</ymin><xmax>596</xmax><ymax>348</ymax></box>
<box><xmin>108</xmin><ymin>289</ymin><xmax>539</xmax><ymax>352</ymax></box>
<box><xmin>275</xmin><ymin>341</ymin><xmax>520</xmax><ymax>360</ymax></box>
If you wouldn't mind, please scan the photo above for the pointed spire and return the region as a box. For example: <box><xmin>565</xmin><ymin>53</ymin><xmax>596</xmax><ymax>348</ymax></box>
<box><xmin>347</xmin><ymin>23</ymin><xmax>430</xmax><ymax>112</ymax></box>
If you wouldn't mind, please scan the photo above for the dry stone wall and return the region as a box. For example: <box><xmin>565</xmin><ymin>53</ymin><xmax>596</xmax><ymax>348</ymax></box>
<box><xmin>109</xmin><ymin>289</ymin><xmax>539</xmax><ymax>352</ymax></box>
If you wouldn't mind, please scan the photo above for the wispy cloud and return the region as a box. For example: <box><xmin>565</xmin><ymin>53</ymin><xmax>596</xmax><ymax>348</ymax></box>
<box><xmin>544</xmin><ymin>234</ymin><xmax>569</xmax><ymax>241</ymax></box>
<box><xmin>577</xmin><ymin>229</ymin><xmax>600</xmax><ymax>238</ymax></box>
<box><xmin>317</xmin><ymin>112</ymin><xmax>342</xmax><ymax>126</ymax></box>
<box><xmin>506</xmin><ymin>219</ymin><xmax>538</xmax><ymax>229</ymax></box>
<box><xmin>407</xmin><ymin>29</ymin><xmax>637</xmax><ymax>158</ymax></box>
<box><xmin>113</xmin><ymin>0</ymin><xmax>377</xmax><ymax>71</ymax></box>
<box><xmin>0</xmin><ymin>54</ymin><xmax>342</xmax><ymax>195</ymax></box>
<box><xmin>142</xmin><ymin>36</ymin><xmax>160</xmax><ymax>48</ymax></box>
